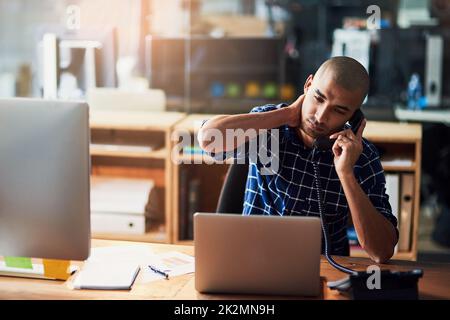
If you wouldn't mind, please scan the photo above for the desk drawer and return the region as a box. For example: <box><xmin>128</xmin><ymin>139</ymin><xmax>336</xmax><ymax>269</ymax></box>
<box><xmin>91</xmin><ymin>212</ymin><xmax>147</xmax><ymax>234</ymax></box>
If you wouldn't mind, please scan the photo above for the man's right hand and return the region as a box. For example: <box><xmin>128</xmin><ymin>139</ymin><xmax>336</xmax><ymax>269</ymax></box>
<box><xmin>286</xmin><ymin>94</ymin><xmax>304</xmax><ymax>128</ymax></box>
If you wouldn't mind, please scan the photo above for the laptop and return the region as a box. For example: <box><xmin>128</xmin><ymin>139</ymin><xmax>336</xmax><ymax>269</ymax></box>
<box><xmin>194</xmin><ymin>213</ymin><xmax>322</xmax><ymax>296</ymax></box>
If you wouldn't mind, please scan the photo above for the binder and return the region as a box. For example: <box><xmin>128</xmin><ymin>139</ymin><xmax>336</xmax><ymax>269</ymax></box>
<box><xmin>385</xmin><ymin>174</ymin><xmax>400</xmax><ymax>220</ymax></box>
<box><xmin>179</xmin><ymin>168</ymin><xmax>188</xmax><ymax>240</ymax></box>
<box><xmin>385</xmin><ymin>174</ymin><xmax>400</xmax><ymax>254</ymax></box>
<box><xmin>90</xmin><ymin>176</ymin><xmax>154</xmax><ymax>215</ymax></box>
<box><xmin>187</xmin><ymin>179</ymin><xmax>201</xmax><ymax>240</ymax></box>
<box><xmin>398</xmin><ymin>174</ymin><xmax>414</xmax><ymax>252</ymax></box>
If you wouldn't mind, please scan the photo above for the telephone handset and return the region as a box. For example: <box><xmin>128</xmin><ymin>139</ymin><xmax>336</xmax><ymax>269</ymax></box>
<box><xmin>312</xmin><ymin>109</ymin><xmax>365</xmax><ymax>151</ymax></box>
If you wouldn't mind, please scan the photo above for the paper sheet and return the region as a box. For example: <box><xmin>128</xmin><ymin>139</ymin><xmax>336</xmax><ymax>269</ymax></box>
<box><xmin>151</xmin><ymin>251</ymin><xmax>195</xmax><ymax>277</ymax></box>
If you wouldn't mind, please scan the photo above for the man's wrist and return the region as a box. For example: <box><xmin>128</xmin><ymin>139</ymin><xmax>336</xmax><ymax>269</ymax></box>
<box><xmin>337</xmin><ymin>169</ymin><xmax>356</xmax><ymax>182</ymax></box>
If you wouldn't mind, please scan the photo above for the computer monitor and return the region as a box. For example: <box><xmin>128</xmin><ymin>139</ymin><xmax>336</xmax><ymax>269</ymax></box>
<box><xmin>370</xmin><ymin>27</ymin><xmax>450</xmax><ymax>108</ymax></box>
<box><xmin>0</xmin><ymin>98</ymin><xmax>90</xmax><ymax>262</ymax></box>
<box><xmin>35</xmin><ymin>26</ymin><xmax>117</xmax><ymax>99</ymax></box>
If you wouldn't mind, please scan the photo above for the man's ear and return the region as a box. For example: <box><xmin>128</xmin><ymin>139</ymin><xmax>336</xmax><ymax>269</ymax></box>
<box><xmin>304</xmin><ymin>74</ymin><xmax>314</xmax><ymax>94</ymax></box>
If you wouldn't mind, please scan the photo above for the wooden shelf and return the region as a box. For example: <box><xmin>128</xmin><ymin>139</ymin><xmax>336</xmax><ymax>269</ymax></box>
<box><xmin>351</xmin><ymin>250</ymin><xmax>416</xmax><ymax>261</ymax></box>
<box><xmin>176</xmin><ymin>240</ymin><xmax>194</xmax><ymax>246</ymax></box>
<box><xmin>381</xmin><ymin>163</ymin><xmax>417</xmax><ymax>172</ymax></box>
<box><xmin>393</xmin><ymin>252</ymin><xmax>417</xmax><ymax>261</ymax></box>
<box><xmin>363</xmin><ymin>121</ymin><xmax>422</xmax><ymax>143</ymax></box>
<box><xmin>90</xmin><ymin>110</ymin><xmax>186</xmax><ymax>132</ymax></box>
<box><xmin>172</xmin><ymin>116</ymin><xmax>423</xmax><ymax>142</ymax></box>
<box><xmin>176</xmin><ymin>153</ymin><xmax>234</xmax><ymax>165</ymax></box>
<box><xmin>395</xmin><ymin>105</ymin><xmax>450</xmax><ymax>125</ymax></box>
<box><xmin>92</xmin><ymin>224</ymin><xmax>168</xmax><ymax>243</ymax></box>
<box><xmin>173</xmin><ymin>113</ymin><xmax>220</xmax><ymax>133</ymax></box>
<box><xmin>90</xmin><ymin>147</ymin><xmax>167</xmax><ymax>160</ymax></box>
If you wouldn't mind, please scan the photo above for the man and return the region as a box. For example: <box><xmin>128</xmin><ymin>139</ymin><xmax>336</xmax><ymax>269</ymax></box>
<box><xmin>198</xmin><ymin>56</ymin><xmax>398</xmax><ymax>263</ymax></box>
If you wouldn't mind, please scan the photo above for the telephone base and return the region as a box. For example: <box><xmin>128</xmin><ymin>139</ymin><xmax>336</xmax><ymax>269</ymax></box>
<box><xmin>327</xmin><ymin>269</ymin><xmax>423</xmax><ymax>300</ymax></box>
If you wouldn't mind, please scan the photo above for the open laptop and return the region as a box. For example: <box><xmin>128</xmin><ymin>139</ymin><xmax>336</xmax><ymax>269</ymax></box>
<box><xmin>194</xmin><ymin>213</ymin><xmax>322</xmax><ymax>296</ymax></box>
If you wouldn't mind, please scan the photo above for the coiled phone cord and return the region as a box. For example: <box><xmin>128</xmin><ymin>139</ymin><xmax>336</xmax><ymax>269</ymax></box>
<box><xmin>312</xmin><ymin>148</ymin><xmax>358</xmax><ymax>276</ymax></box>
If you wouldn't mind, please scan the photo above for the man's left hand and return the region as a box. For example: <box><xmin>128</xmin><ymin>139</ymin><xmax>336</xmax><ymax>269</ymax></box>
<box><xmin>329</xmin><ymin>119</ymin><xmax>367</xmax><ymax>177</ymax></box>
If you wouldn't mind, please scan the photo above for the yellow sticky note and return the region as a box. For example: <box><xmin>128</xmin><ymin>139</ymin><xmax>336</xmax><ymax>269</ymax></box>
<box><xmin>43</xmin><ymin>259</ymin><xmax>70</xmax><ymax>280</ymax></box>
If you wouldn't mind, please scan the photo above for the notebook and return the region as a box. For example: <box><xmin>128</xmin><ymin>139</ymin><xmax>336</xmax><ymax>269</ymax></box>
<box><xmin>73</xmin><ymin>261</ymin><xmax>140</xmax><ymax>290</ymax></box>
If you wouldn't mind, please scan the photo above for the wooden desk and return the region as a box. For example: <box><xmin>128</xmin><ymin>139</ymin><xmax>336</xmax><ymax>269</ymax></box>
<box><xmin>0</xmin><ymin>239</ymin><xmax>449</xmax><ymax>300</ymax></box>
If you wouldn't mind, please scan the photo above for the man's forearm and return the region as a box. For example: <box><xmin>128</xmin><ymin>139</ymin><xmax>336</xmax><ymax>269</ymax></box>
<box><xmin>339</xmin><ymin>172</ymin><xmax>397</xmax><ymax>263</ymax></box>
<box><xmin>198</xmin><ymin>107</ymin><xmax>294</xmax><ymax>153</ymax></box>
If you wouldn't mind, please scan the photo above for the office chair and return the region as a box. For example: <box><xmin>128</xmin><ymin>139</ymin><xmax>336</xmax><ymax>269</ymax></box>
<box><xmin>216</xmin><ymin>163</ymin><xmax>249</xmax><ymax>214</ymax></box>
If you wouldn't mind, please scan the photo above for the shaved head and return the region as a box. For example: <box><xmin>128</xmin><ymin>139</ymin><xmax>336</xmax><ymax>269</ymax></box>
<box><xmin>297</xmin><ymin>56</ymin><xmax>370</xmax><ymax>145</ymax></box>
<box><xmin>314</xmin><ymin>56</ymin><xmax>369</xmax><ymax>104</ymax></box>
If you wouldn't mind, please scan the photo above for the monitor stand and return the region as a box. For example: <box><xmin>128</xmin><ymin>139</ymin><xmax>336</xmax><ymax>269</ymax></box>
<box><xmin>0</xmin><ymin>261</ymin><xmax>78</xmax><ymax>280</ymax></box>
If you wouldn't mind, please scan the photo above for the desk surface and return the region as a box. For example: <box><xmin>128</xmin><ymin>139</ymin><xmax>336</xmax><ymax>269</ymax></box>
<box><xmin>1</xmin><ymin>239</ymin><xmax>449</xmax><ymax>300</ymax></box>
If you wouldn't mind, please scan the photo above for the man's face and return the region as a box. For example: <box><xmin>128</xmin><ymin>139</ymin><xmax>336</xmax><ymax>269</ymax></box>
<box><xmin>300</xmin><ymin>73</ymin><xmax>364</xmax><ymax>139</ymax></box>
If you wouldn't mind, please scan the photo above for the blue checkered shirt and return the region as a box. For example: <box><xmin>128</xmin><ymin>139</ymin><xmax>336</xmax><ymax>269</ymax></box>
<box><xmin>206</xmin><ymin>103</ymin><xmax>398</xmax><ymax>256</ymax></box>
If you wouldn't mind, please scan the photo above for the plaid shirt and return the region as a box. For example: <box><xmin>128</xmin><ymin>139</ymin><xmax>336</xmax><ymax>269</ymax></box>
<box><xmin>206</xmin><ymin>103</ymin><xmax>398</xmax><ymax>256</ymax></box>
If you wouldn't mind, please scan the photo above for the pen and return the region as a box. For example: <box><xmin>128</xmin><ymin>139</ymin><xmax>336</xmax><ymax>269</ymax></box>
<box><xmin>149</xmin><ymin>265</ymin><xmax>169</xmax><ymax>279</ymax></box>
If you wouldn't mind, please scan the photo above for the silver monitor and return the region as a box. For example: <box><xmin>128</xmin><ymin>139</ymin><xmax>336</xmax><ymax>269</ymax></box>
<box><xmin>0</xmin><ymin>98</ymin><xmax>90</xmax><ymax>261</ymax></box>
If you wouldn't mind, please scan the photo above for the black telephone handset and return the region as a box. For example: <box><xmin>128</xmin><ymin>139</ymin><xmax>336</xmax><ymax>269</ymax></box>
<box><xmin>313</xmin><ymin>109</ymin><xmax>365</xmax><ymax>151</ymax></box>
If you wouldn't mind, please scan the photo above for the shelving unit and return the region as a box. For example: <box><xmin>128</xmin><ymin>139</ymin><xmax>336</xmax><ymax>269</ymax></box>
<box><xmin>89</xmin><ymin>110</ymin><xmax>186</xmax><ymax>244</ymax></box>
<box><xmin>170</xmin><ymin>114</ymin><xmax>231</xmax><ymax>244</ymax></box>
<box><xmin>363</xmin><ymin>121</ymin><xmax>422</xmax><ymax>261</ymax></box>
<box><xmin>170</xmin><ymin>115</ymin><xmax>422</xmax><ymax>261</ymax></box>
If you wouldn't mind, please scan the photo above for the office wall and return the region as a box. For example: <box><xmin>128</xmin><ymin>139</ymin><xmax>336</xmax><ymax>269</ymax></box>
<box><xmin>0</xmin><ymin>0</ymin><xmax>64</xmax><ymax>72</ymax></box>
<box><xmin>0</xmin><ymin>0</ymin><xmax>146</xmax><ymax>74</ymax></box>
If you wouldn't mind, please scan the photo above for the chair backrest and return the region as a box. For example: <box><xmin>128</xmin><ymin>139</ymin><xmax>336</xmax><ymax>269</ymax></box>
<box><xmin>216</xmin><ymin>163</ymin><xmax>249</xmax><ymax>214</ymax></box>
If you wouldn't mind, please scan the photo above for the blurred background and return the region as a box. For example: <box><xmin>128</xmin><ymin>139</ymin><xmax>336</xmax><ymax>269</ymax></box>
<box><xmin>1</xmin><ymin>0</ymin><xmax>449</xmax><ymax>262</ymax></box>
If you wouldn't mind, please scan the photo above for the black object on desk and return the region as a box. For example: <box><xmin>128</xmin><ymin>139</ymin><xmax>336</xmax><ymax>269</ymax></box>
<box><xmin>149</xmin><ymin>265</ymin><xmax>169</xmax><ymax>279</ymax></box>
<box><xmin>328</xmin><ymin>269</ymin><xmax>424</xmax><ymax>300</ymax></box>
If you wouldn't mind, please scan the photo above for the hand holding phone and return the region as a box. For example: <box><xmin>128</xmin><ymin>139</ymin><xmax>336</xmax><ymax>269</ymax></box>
<box><xmin>329</xmin><ymin>111</ymin><xmax>366</xmax><ymax>176</ymax></box>
<box><xmin>313</xmin><ymin>109</ymin><xmax>365</xmax><ymax>151</ymax></box>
